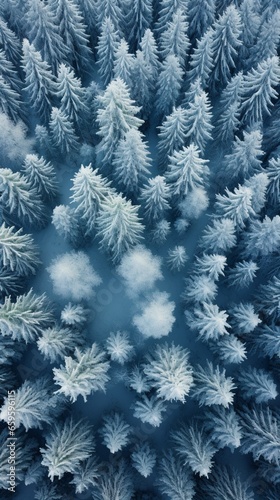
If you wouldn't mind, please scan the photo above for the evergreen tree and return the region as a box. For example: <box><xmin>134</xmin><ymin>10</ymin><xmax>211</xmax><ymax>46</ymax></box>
<box><xmin>52</xmin><ymin>204</ymin><xmax>81</xmax><ymax>245</ymax></box>
<box><xmin>61</xmin><ymin>302</ymin><xmax>88</xmax><ymax>327</ymax></box>
<box><xmin>92</xmin><ymin>459</ymin><xmax>134</xmax><ymax>500</ymax></box>
<box><xmin>250</xmin><ymin>9</ymin><xmax>280</xmax><ymax>66</ymax></box>
<box><xmin>223</xmin><ymin>129</ymin><xmax>263</xmax><ymax>182</ymax></box>
<box><xmin>94</xmin><ymin>0</ymin><xmax>124</xmax><ymax>33</ymax></box>
<box><xmin>125</xmin><ymin>0</ymin><xmax>153</xmax><ymax>48</ymax></box>
<box><xmin>240</xmin><ymin>56</ymin><xmax>280</xmax><ymax>125</ymax></box>
<box><xmin>0</xmin><ymin>17</ymin><xmax>21</xmax><ymax>64</ymax></box>
<box><xmin>113</xmin><ymin>39</ymin><xmax>135</xmax><ymax>88</ymax></box>
<box><xmin>96</xmin><ymin>194</ymin><xmax>144</xmax><ymax>261</ymax></box>
<box><xmin>133</xmin><ymin>394</ymin><xmax>166</xmax><ymax>427</ymax></box>
<box><xmin>156</xmin><ymin>0</ymin><xmax>188</xmax><ymax>34</ymax></box>
<box><xmin>70</xmin><ymin>164</ymin><xmax>112</xmax><ymax>236</ymax></box>
<box><xmin>211</xmin><ymin>5</ymin><xmax>242</xmax><ymax>88</ymax></box>
<box><xmin>112</xmin><ymin>128</ymin><xmax>151</xmax><ymax>195</ymax></box>
<box><xmin>0</xmin><ymin>223</ymin><xmax>40</xmax><ymax>277</ymax></box>
<box><xmin>22</xmin><ymin>154</ymin><xmax>58</xmax><ymax>200</ymax></box>
<box><xmin>200</xmin><ymin>218</ymin><xmax>237</xmax><ymax>253</ymax></box>
<box><xmin>238</xmin><ymin>367</ymin><xmax>277</xmax><ymax>403</ymax></box>
<box><xmin>227</xmin><ymin>260</ymin><xmax>258</xmax><ymax>288</ymax></box>
<box><xmin>186</xmin><ymin>302</ymin><xmax>230</xmax><ymax>342</ymax></box>
<box><xmin>215</xmin><ymin>72</ymin><xmax>244</xmax><ymax>142</ymax></box>
<box><xmin>96</xmin><ymin>78</ymin><xmax>143</xmax><ymax>168</ymax></box>
<box><xmin>210</xmin><ymin>335</ymin><xmax>247</xmax><ymax>365</ymax></box>
<box><xmin>215</xmin><ymin>184</ymin><xmax>255</xmax><ymax>229</ymax></box>
<box><xmin>182</xmin><ymin>77</ymin><xmax>203</xmax><ymax>107</ymax></box>
<box><xmin>0</xmin><ymin>49</ymin><xmax>21</xmax><ymax>92</ymax></box>
<box><xmin>131</xmin><ymin>443</ymin><xmax>156</xmax><ymax>477</ymax></box>
<box><xmin>106</xmin><ymin>330</ymin><xmax>133</xmax><ymax>365</ymax></box>
<box><xmin>192</xmin><ymin>362</ymin><xmax>235</xmax><ymax>408</ymax></box>
<box><xmin>184</xmin><ymin>90</ymin><xmax>213</xmax><ymax>152</ymax></box>
<box><xmin>172</xmin><ymin>423</ymin><xmax>217</xmax><ymax>477</ymax></box>
<box><xmin>157</xmin><ymin>451</ymin><xmax>195</xmax><ymax>499</ymax></box>
<box><xmin>257</xmin><ymin>275</ymin><xmax>280</xmax><ymax>320</ymax></box>
<box><xmin>0</xmin><ymin>289</ymin><xmax>54</xmax><ymax>343</ymax></box>
<box><xmin>188</xmin><ymin>28</ymin><xmax>214</xmax><ymax>88</ymax></box>
<box><xmin>165</xmin><ymin>144</ymin><xmax>209</xmax><ymax>198</ymax></box>
<box><xmin>70</xmin><ymin>456</ymin><xmax>99</xmax><ymax>495</ymax></box>
<box><xmin>244</xmin><ymin>172</ymin><xmax>269</xmax><ymax>213</ymax></box>
<box><xmin>193</xmin><ymin>254</ymin><xmax>227</xmax><ymax>281</ymax></box>
<box><xmin>35</xmin><ymin>124</ymin><xmax>54</xmax><ymax>157</ymax></box>
<box><xmin>253</xmin><ymin>323</ymin><xmax>280</xmax><ymax>359</ymax></box>
<box><xmin>229</xmin><ymin>302</ymin><xmax>260</xmax><ymax>334</ymax></box>
<box><xmin>157</xmin><ymin>106</ymin><xmax>188</xmax><ymax>170</ymax></box>
<box><xmin>204</xmin><ymin>406</ymin><xmax>243</xmax><ymax>450</ymax></box>
<box><xmin>55</xmin><ymin>64</ymin><xmax>87</xmax><ymax>126</ymax></box>
<box><xmin>96</xmin><ymin>17</ymin><xmax>120</xmax><ymax>87</ymax></box>
<box><xmin>243</xmin><ymin>216</ymin><xmax>280</xmax><ymax>259</ymax></box>
<box><xmin>130</xmin><ymin>49</ymin><xmax>154</xmax><ymax>118</ymax></box>
<box><xmin>139</xmin><ymin>28</ymin><xmax>160</xmax><ymax>81</ymax></box>
<box><xmin>267</xmin><ymin>156</ymin><xmax>280</xmax><ymax>205</ymax></box>
<box><xmin>240</xmin><ymin>0</ymin><xmax>261</xmax><ymax>63</ymax></box>
<box><xmin>167</xmin><ymin>245</ymin><xmax>188</xmax><ymax>271</ymax></box>
<box><xmin>0</xmin><ymin>167</ymin><xmax>47</xmax><ymax>227</ymax></box>
<box><xmin>22</xmin><ymin>39</ymin><xmax>55</xmax><ymax>123</ymax></box>
<box><xmin>159</xmin><ymin>8</ymin><xmax>190</xmax><ymax>67</ymax></box>
<box><xmin>155</xmin><ymin>55</ymin><xmax>183</xmax><ymax>117</ymax></box>
<box><xmin>183</xmin><ymin>274</ymin><xmax>218</xmax><ymax>305</ymax></box>
<box><xmin>0</xmin><ymin>75</ymin><xmax>24</xmax><ymax>123</ymax></box>
<box><xmin>49</xmin><ymin>107</ymin><xmax>79</xmax><ymax>156</ymax></box>
<box><xmin>100</xmin><ymin>412</ymin><xmax>131</xmax><ymax>453</ymax></box>
<box><xmin>53</xmin><ymin>344</ymin><xmax>110</xmax><ymax>402</ymax></box>
<box><xmin>26</xmin><ymin>0</ymin><xmax>69</xmax><ymax>72</ymax></box>
<box><xmin>40</xmin><ymin>418</ymin><xmax>95</xmax><ymax>481</ymax></box>
<box><xmin>140</xmin><ymin>175</ymin><xmax>171</xmax><ymax>222</ymax></box>
<box><xmin>188</xmin><ymin>0</ymin><xmax>215</xmax><ymax>40</ymax></box>
<box><xmin>37</xmin><ymin>324</ymin><xmax>84</xmax><ymax>363</ymax></box>
<box><xmin>78</xmin><ymin>0</ymin><xmax>96</xmax><ymax>32</ymax></box>
<box><xmin>199</xmin><ymin>465</ymin><xmax>254</xmax><ymax>500</ymax></box>
<box><xmin>48</xmin><ymin>0</ymin><xmax>91</xmax><ymax>70</ymax></box>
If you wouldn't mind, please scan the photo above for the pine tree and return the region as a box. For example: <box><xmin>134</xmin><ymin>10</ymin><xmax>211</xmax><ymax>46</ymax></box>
<box><xmin>40</xmin><ymin>418</ymin><xmax>95</xmax><ymax>481</ymax></box>
<box><xmin>193</xmin><ymin>254</ymin><xmax>227</xmax><ymax>281</ymax></box>
<box><xmin>159</xmin><ymin>8</ymin><xmax>190</xmax><ymax>67</ymax></box>
<box><xmin>257</xmin><ymin>275</ymin><xmax>280</xmax><ymax>320</ymax></box>
<box><xmin>244</xmin><ymin>172</ymin><xmax>269</xmax><ymax>213</ymax></box>
<box><xmin>182</xmin><ymin>77</ymin><xmax>203</xmax><ymax>107</ymax></box>
<box><xmin>223</xmin><ymin>129</ymin><xmax>263</xmax><ymax>182</ymax></box>
<box><xmin>0</xmin><ymin>49</ymin><xmax>21</xmax><ymax>92</ymax></box>
<box><xmin>49</xmin><ymin>107</ymin><xmax>79</xmax><ymax>155</ymax></box>
<box><xmin>211</xmin><ymin>5</ymin><xmax>242</xmax><ymax>88</ymax></box>
<box><xmin>22</xmin><ymin>154</ymin><xmax>58</xmax><ymax>200</ymax></box>
<box><xmin>155</xmin><ymin>55</ymin><xmax>183</xmax><ymax>117</ymax></box>
<box><xmin>229</xmin><ymin>302</ymin><xmax>260</xmax><ymax>334</ymax></box>
<box><xmin>186</xmin><ymin>302</ymin><xmax>230</xmax><ymax>342</ymax></box>
<box><xmin>192</xmin><ymin>362</ymin><xmax>235</xmax><ymax>407</ymax></box>
<box><xmin>96</xmin><ymin>78</ymin><xmax>143</xmax><ymax>167</ymax></box>
<box><xmin>183</xmin><ymin>274</ymin><xmax>218</xmax><ymax>304</ymax></box>
<box><xmin>22</xmin><ymin>39</ymin><xmax>55</xmax><ymax>123</ymax></box>
<box><xmin>157</xmin><ymin>451</ymin><xmax>195</xmax><ymax>499</ymax></box>
<box><xmin>125</xmin><ymin>0</ymin><xmax>153</xmax><ymax>49</ymax></box>
<box><xmin>156</xmin><ymin>0</ymin><xmax>188</xmax><ymax>34</ymax></box>
<box><xmin>204</xmin><ymin>406</ymin><xmax>243</xmax><ymax>450</ymax></box>
<box><xmin>215</xmin><ymin>72</ymin><xmax>244</xmax><ymax>142</ymax></box>
<box><xmin>130</xmin><ymin>49</ymin><xmax>154</xmax><ymax>118</ymax></box>
<box><xmin>0</xmin><ymin>75</ymin><xmax>24</xmax><ymax>123</ymax></box>
<box><xmin>129</xmin><ymin>365</ymin><xmax>151</xmax><ymax>394</ymax></box>
<box><xmin>70</xmin><ymin>457</ymin><xmax>99</xmax><ymax>495</ymax></box>
<box><xmin>165</xmin><ymin>144</ymin><xmax>209</xmax><ymax>198</ymax></box>
<box><xmin>188</xmin><ymin>0</ymin><xmax>215</xmax><ymax>40</ymax></box>
<box><xmin>243</xmin><ymin>216</ymin><xmax>280</xmax><ymax>259</ymax></box>
<box><xmin>112</xmin><ymin>128</ymin><xmax>151</xmax><ymax>195</ymax></box>
<box><xmin>96</xmin><ymin>194</ymin><xmax>144</xmax><ymax>262</ymax></box>
<box><xmin>214</xmin><ymin>184</ymin><xmax>255</xmax><ymax>229</ymax></box>
<box><xmin>94</xmin><ymin>0</ymin><xmax>124</xmax><ymax>33</ymax></box>
<box><xmin>53</xmin><ymin>344</ymin><xmax>110</xmax><ymax>402</ymax></box>
<box><xmin>217</xmin><ymin>70</ymin><xmax>243</xmax><ymax>114</ymax></box>
<box><xmin>131</xmin><ymin>443</ymin><xmax>156</xmax><ymax>477</ymax></box>
<box><xmin>267</xmin><ymin>156</ymin><xmax>280</xmax><ymax>205</ymax></box>
<box><xmin>140</xmin><ymin>176</ymin><xmax>171</xmax><ymax>222</ymax></box>
<box><xmin>250</xmin><ymin>9</ymin><xmax>280</xmax><ymax>66</ymax></box>
<box><xmin>0</xmin><ymin>17</ymin><xmax>21</xmax><ymax>64</ymax></box>
<box><xmin>133</xmin><ymin>394</ymin><xmax>166</xmax><ymax>427</ymax></box>
<box><xmin>184</xmin><ymin>90</ymin><xmax>213</xmax><ymax>152</ymax></box>
<box><xmin>239</xmin><ymin>404</ymin><xmax>280</xmax><ymax>465</ymax></box>
<box><xmin>106</xmin><ymin>330</ymin><xmax>133</xmax><ymax>364</ymax></box>
<box><xmin>139</xmin><ymin>28</ymin><xmax>160</xmax><ymax>81</ymax></box>
<box><xmin>253</xmin><ymin>323</ymin><xmax>280</xmax><ymax>359</ymax></box>
<box><xmin>48</xmin><ymin>0</ymin><xmax>91</xmax><ymax>70</ymax></box>
<box><xmin>78</xmin><ymin>0</ymin><xmax>96</xmax><ymax>32</ymax></box>
<box><xmin>96</xmin><ymin>17</ymin><xmax>120</xmax><ymax>87</ymax></box>
<box><xmin>55</xmin><ymin>64</ymin><xmax>87</xmax><ymax>126</ymax></box>
<box><xmin>113</xmin><ymin>39</ymin><xmax>135</xmax><ymax>88</ymax></box>
<box><xmin>227</xmin><ymin>260</ymin><xmax>258</xmax><ymax>288</ymax></box>
<box><xmin>210</xmin><ymin>335</ymin><xmax>247</xmax><ymax>365</ymax></box>
<box><xmin>199</xmin><ymin>465</ymin><xmax>254</xmax><ymax>500</ymax></box>
<box><xmin>200</xmin><ymin>218</ymin><xmax>237</xmax><ymax>253</ymax></box>
<box><xmin>61</xmin><ymin>302</ymin><xmax>88</xmax><ymax>327</ymax></box>
<box><xmin>37</xmin><ymin>324</ymin><xmax>84</xmax><ymax>363</ymax></box>
<box><xmin>35</xmin><ymin>124</ymin><xmax>54</xmax><ymax>157</ymax></box>
<box><xmin>167</xmin><ymin>245</ymin><xmax>188</xmax><ymax>271</ymax></box>
<box><xmin>70</xmin><ymin>164</ymin><xmax>112</xmax><ymax>236</ymax></box>
<box><xmin>172</xmin><ymin>423</ymin><xmax>217</xmax><ymax>477</ymax></box>
<box><xmin>26</xmin><ymin>0</ymin><xmax>69</xmax><ymax>72</ymax></box>
<box><xmin>157</xmin><ymin>106</ymin><xmax>188</xmax><ymax>170</ymax></box>
<box><xmin>0</xmin><ymin>223</ymin><xmax>40</xmax><ymax>276</ymax></box>
<box><xmin>0</xmin><ymin>289</ymin><xmax>54</xmax><ymax>343</ymax></box>
<box><xmin>240</xmin><ymin>0</ymin><xmax>261</xmax><ymax>63</ymax></box>
<box><xmin>100</xmin><ymin>412</ymin><xmax>131</xmax><ymax>453</ymax></box>
<box><xmin>52</xmin><ymin>204</ymin><xmax>80</xmax><ymax>245</ymax></box>
<box><xmin>0</xmin><ymin>167</ymin><xmax>47</xmax><ymax>227</ymax></box>
<box><xmin>92</xmin><ymin>459</ymin><xmax>134</xmax><ymax>500</ymax></box>
<box><xmin>188</xmin><ymin>28</ymin><xmax>214</xmax><ymax>88</ymax></box>
<box><xmin>240</xmin><ymin>56</ymin><xmax>280</xmax><ymax>125</ymax></box>
<box><xmin>238</xmin><ymin>367</ymin><xmax>277</xmax><ymax>403</ymax></box>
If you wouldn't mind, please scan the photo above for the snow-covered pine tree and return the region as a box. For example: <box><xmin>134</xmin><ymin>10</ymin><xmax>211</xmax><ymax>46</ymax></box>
<box><xmin>129</xmin><ymin>365</ymin><xmax>151</xmax><ymax>394</ymax></box>
<box><xmin>159</xmin><ymin>8</ymin><xmax>189</xmax><ymax>67</ymax></box>
<box><xmin>22</xmin><ymin>154</ymin><xmax>58</xmax><ymax>200</ymax></box>
<box><xmin>55</xmin><ymin>64</ymin><xmax>87</xmax><ymax>126</ymax></box>
<box><xmin>49</xmin><ymin>107</ymin><xmax>79</xmax><ymax>156</ymax></box>
<box><xmin>157</xmin><ymin>106</ymin><xmax>188</xmax><ymax>170</ymax></box>
<box><xmin>250</xmin><ymin>9</ymin><xmax>280</xmax><ymax>67</ymax></box>
<box><xmin>240</xmin><ymin>56</ymin><xmax>280</xmax><ymax>125</ymax></box>
<box><xmin>100</xmin><ymin>412</ymin><xmax>131</xmax><ymax>453</ymax></box>
<box><xmin>157</xmin><ymin>451</ymin><xmax>195</xmax><ymax>499</ymax></box>
<box><xmin>240</xmin><ymin>0</ymin><xmax>261</xmax><ymax>64</ymax></box>
<box><xmin>204</xmin><ymin>406</ymin><xmax>243</xmax><ymax>450</ymax></box>
<box><xmin>243</xmin><ymin>216</ymin><xmax>280</xmax><ymax>259</ymax></box>
<box><xmin>199</xmin><ymin>465</ymin><xmax>254</xmax><ymax>500</ymax></box>
<box><xmin>96</xmin><ymin>17</ymin><xmax>120</xmax><ymax>87</ymax></box>
<box><xmin>267</xmin><ymin>156</ymin><xmax>280</xmax><ymax>205</ymax></box>
<box><xmin>239</xmin><ymin>404</ymin><xmax>280</xmax><ymax>465</ymax></box>
<box><xmin>70</xmin><ymin>163</ymin><xmax>112</xmax><ymax>236</ymax></box>
<box><xmin>25</xmin><ymin>0</ymin><xmax>69</xmax><ymax>72</ymax></box>
<box><xmin>61</xmin><ymin>302</ymin><xmax>88</xmax><ymax>327</ymax></box>
<box><xmin>200</xmin><ymin>217</ymin><xmax>237</xmax><ymax>253</ymax></box>
<box><xmin>167</xmin><ymin>245</ymin><xmax>188</xmax><ymax>271</ymax></box>
<box><xmin>0</xmin><ymin>223</ymin><xmax>40</xmax><ymax>276</ymax></box>
<box><xmin>188</xmin><ymin>28</ymin><xmax>214</xmax><ymax>88</ymax></box>
<box><xmin>37</xmin><ymin>324</ymin><xmax>84</xmax><ymax>363</ymax></box>
<box><xmin>229</xmin><ymin>302</ymin><xmax>260</xmax><ymax>334</ymax></box>
<box><xmin>183</xmin><ymin>274</ymin><xmax>218</xmax><ymax>304</ymax></box>
<box><xmin>92</xmin><ymin>459</ymin><xmax>134</xmax><ymax>500</ymax></box>
<box><xmin>35</xmin><ymin>124</ymin><xmax>54</xmax><ymax>157</ymax></box>
<box><xmin>96</xmin><ymin>194</ymin><xmax>144</xmax><ymax>261</ymax></box>
<box><xmin>193</xmin><ymin>254</ymin><xmax>227</xmax><ymax>281</ymax></box>
<box><xmin>227</xmin><ymin>260</ymin><xmax>259</xmax><ymax>288</ymax></box>
<box><xmin>188</xmin><ymin>0</ymin><xmax>215</xmax><ymax>40</ymax></box>
<box><xmin>156</xmin><ymin>0</ymin><xmax>188</xmax><ymax>34</ymax></box>
<box><xmin>125</xmin><ymin>0</ymin><xmax>153</xmax><ymax>49</ymax></box>
<box><xmin>244</xmin><ymin>171</ymin><xmax>269</xmax><ymax>213</ymax></box>
<box><xmin>22</xmin><ymin>39</ymin><xmax>55</xmax><ymax>123</ymax></box>
<box><xmin>215</xmin><ymin>71</ymin><xmax>244</xmax><ymax>143</ymax></box>
<box><xmin>0</xmin><ymin>17</ymin><xmax>21</xmax><ymax>64</ymax></box>
<box><xmin>155</xmin><ymin>55</ymin><xmax>183</xmax><ymax>118</ymax></box>
<box><xmin>112</xmin><ymin>128</ymin><xmax>150</xmax><ymax>195</ymax></box>
<box><xmin>0</xmin><ymin>75</ymin><xmax>24</xmax><ymax>123</ymax></box>
<box><xmin>192</xmin><ymin>361</ymin><xmax>235</xmax><ymax>407</ymax></box>
<box><xmin>257</xmin><ymin>275</ymin><xmax>280</xmax><ymax>320</ymax></box>
<box><xmin>52</xmin><ymin>204</ymin><xmax>81</xmax><ymax>245</ymax></box>
<box><xmin>143</xmin><ymin>343</ymin><xmax>193</xmax><ymax>403</ymax></box>
<box><xmin>186</xmin><ymin>302</ymin><xmax>230</xmax><ymax>342</ymax></box>
<box><xmin>223</xmin><ymin>129</ymin><xmax>263</xmax><ymax>182</ymax></box>
<box><xmin>130</xmin><ymin>49</ymin><xmax>154</xmax><ymax>118</ymax></box>
<box><xmin>139</xmin><ymin>28</ymin><xmax>160</xmax><ymax>81</ymax></box>
<box><xmin>106</xmin><ymin>330</ymin><xmax>133</xmax><ymax>364</ymax></box>
<box><xmin>253</xmin><ymin>323</ymin><xmax>280</xmax><ymax>359</ymax></box>
<box><xmin>131</xmin><ymin>443</ymin><xmax>156</xmax><ymax>478</ymax></box>
<box><xmin>48</xmin><ymin>0</ymin><xmax>91</xmax><ymax>70</ymax></box>
<box><xmin>210</xmin><ymin>335</ymin><xmax>247</xmax><ymax>365</ymax></box>
<box><xmin>0</xmin><ymin>49</ymin><xmax>21</xmax><ymax>92</ymax></box>
<box><xmin>70</xmin><ymin>456</ymin><xmax>99</xmax><ymax>495</ymax></box>
<box><xmin>165</xmin><ymin>144</ymin><xmax>209</xmax><ymax>199</ymax></box>
<box><xmin>53</xmin><ymin>343</ymin><xmax>110</xmax><ymax>402</ymax></box>
<box><xmin>0</xmin><ymin>289</ymin><xmax>54</xmax><ymax>343</ymax></box>
<box><xmin>96</xmin><ymin>78</ymin><xmax>143</xmax><ymax>168</ymax></box>
<box><xmin>0</xmin><ymin>167</ymin><xmax>47</xmax><ymax>227</ymax></box>
<box><xmin>184</xmin><ymin>89</ymin><xmax>213</xmax><ymax>152</ymax></box>
<box><xmin>133</xmin><ymin>393</ymin><xmax>166</xmax><ymax>427</ymax></box>
<box><xmin>94</xmin><ymin>0</ymin><xmax>124</xmax><ymax>33</ymax></box>
<box><xmin>210</xmin><ymin>5</ymin><xmax>242</xmax><ymax>89</ymax></box>
<box><xmin>214</xmin><ymin>184</ymin><xmax>255</xmax><ymax>229</ymax></box>
<box><xmin>172</xmin><ymin>423</ymin><xmax>217</xmax><ymax>477</ymax></box>
<box><xmin>237</xmin><ymin>367</ymin><xmax>277</xmax><ymax>403</ymax></box>
<box><xmin>40</xmin><ymin>418</ymin><xmax>95</xmax><ymax>481</ymax></box>
<box><xmin>113</xmin><ymin>39</ymin><xmax>135</xmax><ymax>89</ymax></box>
